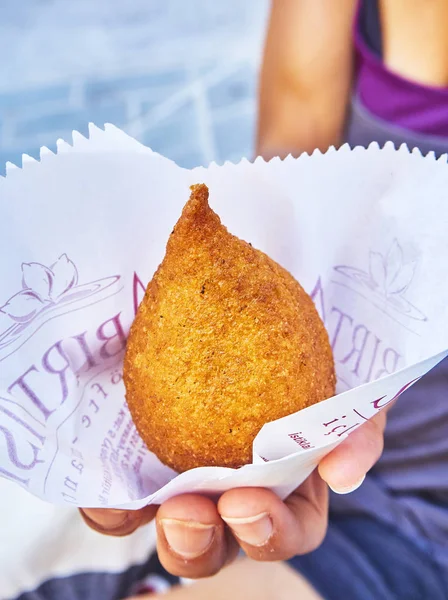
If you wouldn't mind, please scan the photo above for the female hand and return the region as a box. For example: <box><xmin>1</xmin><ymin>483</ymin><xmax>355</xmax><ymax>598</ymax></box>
<box><xmin>81</xmin><ymin>411</ymin><xmax>386</xmax><ymax>579</ymax></box>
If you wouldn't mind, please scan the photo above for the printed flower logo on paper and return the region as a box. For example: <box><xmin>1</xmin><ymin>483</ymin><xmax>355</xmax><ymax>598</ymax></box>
<box><xmin>1</xmin><ymin>255</ymin><xmax>79</xmax><ymax>325</ymax></box>
<box><xmin>334</xmin><ymin>239</ymin><xmax>426</xmax><ymax>323</ymax></box>
<box><xmin>368</xmin><ymin>240</ymin><xmax>417</xmax><ymax>299</ymax></box>
<box><xmin>0</xmin><ymin>254</ymin><xmax>122</xmax><ymax>359</ymax></box>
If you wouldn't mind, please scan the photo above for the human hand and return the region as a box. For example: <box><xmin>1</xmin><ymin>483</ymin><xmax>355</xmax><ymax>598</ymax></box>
<box><xmin>80</xmin><ymin>411</ymin><xmax>386</xmax><ymax>579</ymax></box>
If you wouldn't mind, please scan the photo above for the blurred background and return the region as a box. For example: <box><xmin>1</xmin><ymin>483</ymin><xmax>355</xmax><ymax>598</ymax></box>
<box><xmin>0</xmin><ymin>0</ymin><xmax>269</xmax><ymax>172</ymax></box>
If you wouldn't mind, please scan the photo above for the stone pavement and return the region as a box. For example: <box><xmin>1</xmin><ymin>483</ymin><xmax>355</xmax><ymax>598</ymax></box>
<box><xmin>0</xmin><ymin>0</ymin><xmax>269</xmax><ymax>173</ymax></box>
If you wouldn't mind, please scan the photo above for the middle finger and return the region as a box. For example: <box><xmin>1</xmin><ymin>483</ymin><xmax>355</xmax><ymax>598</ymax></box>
<box><xmin>156</xmin><ymin>493</ymin><xmax>239</xmax><ymax>579</ymax></box>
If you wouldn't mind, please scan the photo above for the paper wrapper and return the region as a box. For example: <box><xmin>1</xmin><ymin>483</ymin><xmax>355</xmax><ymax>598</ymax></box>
<box><xmin>1</xmin><ymin>125</ymin><xmax>447</xmax><ymax>509</ymax></box>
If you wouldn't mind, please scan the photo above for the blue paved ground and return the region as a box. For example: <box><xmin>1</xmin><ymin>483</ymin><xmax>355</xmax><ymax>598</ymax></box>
<box><xmin>0</xmin><ymin>0</ymin><xmax>268</xmax><ymax>173</ymax></box>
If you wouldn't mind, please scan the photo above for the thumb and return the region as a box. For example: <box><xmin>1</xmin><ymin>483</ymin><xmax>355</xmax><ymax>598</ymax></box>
<box><xmin>318</xmin><ymin>411</ymin><xmax>386</xmax><ymax>494</ymax></box>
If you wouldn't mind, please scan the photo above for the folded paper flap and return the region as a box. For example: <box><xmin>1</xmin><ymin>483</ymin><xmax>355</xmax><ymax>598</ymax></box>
<box><xmin>253</xmin><ymin>349</ymin><xmax>448</xmax><ymax>461</ymax></box>
<box><xmin>1</xmin><ymin>125</ymin><xmax>447</xmax><ymax>508</ymax></box>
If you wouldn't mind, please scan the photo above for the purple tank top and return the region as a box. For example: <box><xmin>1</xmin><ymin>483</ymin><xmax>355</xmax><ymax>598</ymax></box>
<box><xmin>335</xmin><ymin>0</ymin><xmax>448</xmax><ymax>574</ymax></box>
<box><xmin>354</xmin><ymin>0</ymin><xmax>448</xmax><ymax>138</ymax></box>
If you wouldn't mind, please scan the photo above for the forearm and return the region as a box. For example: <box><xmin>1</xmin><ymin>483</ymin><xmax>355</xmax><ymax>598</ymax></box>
<box><xmin>256</xmin><ymin>89</ymin><xmax>348</xmax><ymax>161</ymax></box>
<box><xmin>256</xmin><ymin>0</ymin><xmax>357</xmax><ymax>161</ymax></box>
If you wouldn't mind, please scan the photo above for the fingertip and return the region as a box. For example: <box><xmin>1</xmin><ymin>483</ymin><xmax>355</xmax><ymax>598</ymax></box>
<box><xmin>218</xmin><ymin>488</ymin><xmax>286</xmax><ymax>557</ymax></box>
<box><xmin>325</xmin><ymin>472</ymin><xmax>366</xmax><ymax>495</ymax></box>
<box><xmin>317</xmin><ymin>449</ymin><xmax>365</xmax><ymax>493</ymax></box>
<box><xmin>157</xmin><ymin>493</ymin><xmax>221</xmax><ymax>526</ymax></box>
<box><xmin>218</xmin><ymin>486</ymin><xmax>280</xmax><ymax>520</ymax></box>
<box><xmin>80</xmin><ymin>508</ymin><xmax>130</xmax><ymax>528</ymax></box>
<box><xmin>80</xmin><ymin>505</ymin><xmax>156</xmax><ymax>537</ymax></box>
<box><xmin>156</xmin><ymin>494</ymin><xmax>230</xmax><ymax>579</ymax></box>
<box><xmin>218</xmin><ymin>483</ymin><xmax>326</xmax><ymax>561</ymax></box>
<box><xmin>80</xmin><ymin>508</ymin><xmax>134</xmax><ymax>535</ymax></box>
<box><xmin>318</xmin><ymin>418</ymin><xmax>383</xmax><ymax>492</ymax></box>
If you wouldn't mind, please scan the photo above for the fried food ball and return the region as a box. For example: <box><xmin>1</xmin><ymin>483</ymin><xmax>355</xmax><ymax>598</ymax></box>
<box><xmin>124</xmin><ymin>184</ymin><xmax>335</xmax><ymax>472</ymax></box>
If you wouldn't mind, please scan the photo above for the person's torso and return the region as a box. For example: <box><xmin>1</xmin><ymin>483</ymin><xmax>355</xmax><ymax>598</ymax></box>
<box><xmin>336</xmin><ymin>0</ymin><xmax>448</xmax><ymax>571</ymax></box>
<box><xmin>346</xmin><ymin>0</ymin><xmax>448</xmax><ymax>157</ymax></box>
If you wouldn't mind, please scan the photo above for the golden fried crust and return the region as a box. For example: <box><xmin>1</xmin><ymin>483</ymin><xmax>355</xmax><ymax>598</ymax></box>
<box><xmin>124</xmin><ymin>184</ymin><xmax>335</xmax><ymax>472</ymax></box>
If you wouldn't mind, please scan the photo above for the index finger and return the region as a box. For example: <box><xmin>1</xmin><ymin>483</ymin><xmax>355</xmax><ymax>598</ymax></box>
<box><xmin>218</xmin><ymin>471</ymin><xmax>328</xmax><ymax>561</ymax></box>
<box><xmin>80</xmin><ymin>505</ymin><xmax>157</xmax><ymax>536</ymax></box>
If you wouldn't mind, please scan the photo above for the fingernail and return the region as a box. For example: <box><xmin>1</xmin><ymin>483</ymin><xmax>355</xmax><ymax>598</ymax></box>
<box><xmin>221</xmin><ymin>512</ymin><xmax>273</xmax><ymax>547</ymax></box>
<box><xmin>160</xmin><ymin>519</ymin><xmax>216</xmax><ymax>559</ymax></box>
<box><xmin>81</xmin><ymin>508</ymin><xmax>130</xmax><ymax>532</ymax></box>
<box><xmin>329</xmin><ymin>474</ymin><xmax>366</xmax><ymax>495</ymax></box>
